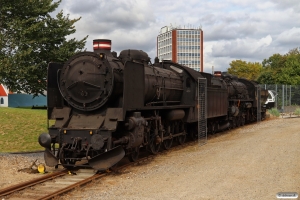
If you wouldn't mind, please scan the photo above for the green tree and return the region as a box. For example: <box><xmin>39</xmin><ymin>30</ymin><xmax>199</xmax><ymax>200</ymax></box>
<box><xmin>227</xmin><ymin>60</ymin><xmax>262</xmax><ymax>81</ymax></box>
<box><xmin>257</xmin><ymin>48</ymin><xmax>300</xmax><ymax>85</ymax></box>
<box><xmin>0</xmin><ymin>0</ymin><xmax>88</xmax><ymax>95</ymax></box>
<box><xmin>257</xmin><ymin>53</ymin><xmax>285</xmax><ymax>84</ymax></box>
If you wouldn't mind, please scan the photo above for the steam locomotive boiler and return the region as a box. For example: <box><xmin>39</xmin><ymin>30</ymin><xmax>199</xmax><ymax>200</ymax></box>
<box><xmin>38</xmin><ymin>39</ymin><xmax>268</xmax><ymax>170</ymax></box>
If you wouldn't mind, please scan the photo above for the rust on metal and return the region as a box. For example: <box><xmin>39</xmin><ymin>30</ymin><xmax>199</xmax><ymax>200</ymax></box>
<box><xmin>0</xmin><ymin>170</ymin><xmax>68</xmax><ymax>197</ymax></box>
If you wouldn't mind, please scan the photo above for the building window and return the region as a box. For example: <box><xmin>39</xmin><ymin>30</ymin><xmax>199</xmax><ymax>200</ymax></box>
<box><xmin>0</xmin><ymin>98</ymin><xmax>4</xmax><ymax>104</ymax></box>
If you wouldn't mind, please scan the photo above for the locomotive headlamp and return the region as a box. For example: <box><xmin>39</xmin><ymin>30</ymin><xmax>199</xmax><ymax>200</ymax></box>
<box><xmin>99</xmin><ymin>53</ymin><xmax>105</xmax><ymax>60</ymax></box>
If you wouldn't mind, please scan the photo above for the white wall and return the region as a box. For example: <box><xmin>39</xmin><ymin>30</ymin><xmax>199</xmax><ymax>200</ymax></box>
<box><xmin>0</xmin><ymin>96</ymin><xmax>8</xmax><ymax>107</ymax></box>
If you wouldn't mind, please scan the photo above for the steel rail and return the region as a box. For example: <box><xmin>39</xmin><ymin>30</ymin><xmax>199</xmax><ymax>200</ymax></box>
<box><xmin>38</xmin><ymin>155</ymin><xmax>157</xmax><ymax>200</ymax></box>
<box><xmin>38</xmin><ymin>173</ymin><xmax>106</xmax><ymax>200</ymax></box>
<box><xmin>0</xmin><ymin>170</ymin><xmax>68</xmax><ymax>197</ymax></box>
<box><xmin>0</xmin><ymin>140</ymin><xmax>196</xmax><ymax>199</ymax></box>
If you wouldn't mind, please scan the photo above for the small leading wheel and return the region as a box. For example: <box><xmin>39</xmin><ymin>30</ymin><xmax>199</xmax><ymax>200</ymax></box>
<box><xmin>129</xmin><ymin>146</ymin><xmax>140</xmax><ymax>162</ymax></box>
<box><xmin>59</xmin><ymin>148</ymin><xmax>76</xmax><ymax>169</ymax></box>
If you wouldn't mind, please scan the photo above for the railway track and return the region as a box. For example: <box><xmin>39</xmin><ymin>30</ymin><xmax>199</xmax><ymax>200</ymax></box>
<box><xmin>0</xmin><ymin>155</ymin><xmax>156</xmax><ymax>199</ymax></box>
<box><xmin>0</xmin><ymin>168</ymin><xmax>102</xmax><ymax>200</ymax></box>
<box><xmin>0</xmin><ymin>140</ymin><xmax>197</xmax><ymax>200</ymax></box>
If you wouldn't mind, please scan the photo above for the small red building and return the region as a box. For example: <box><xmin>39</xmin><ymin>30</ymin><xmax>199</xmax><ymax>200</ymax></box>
<box><xmin>0</xmin><ymin>84</ymin><xmax>8</xmax><ymax>107</ymax></box>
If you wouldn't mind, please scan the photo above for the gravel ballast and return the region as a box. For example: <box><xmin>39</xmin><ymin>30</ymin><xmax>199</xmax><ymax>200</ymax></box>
<box><xmin>1</xmin><ymin>117</ymin><xmax>299</xmax><ymax>199</ymax></box>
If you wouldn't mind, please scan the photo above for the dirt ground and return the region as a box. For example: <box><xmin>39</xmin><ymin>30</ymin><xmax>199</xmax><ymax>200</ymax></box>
<box><xmin>1</xmin><ymin>117</ymin><xmax>300</xmax><ymax>199</ymax></box>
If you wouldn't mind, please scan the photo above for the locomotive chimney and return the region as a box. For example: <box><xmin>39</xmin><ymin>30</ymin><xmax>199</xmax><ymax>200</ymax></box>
<box><xmin>93</xmin><ymin>39</ymin><xmax>111</xmax><ymax>53</ymax></box>
<box><xmin>214</xmin><ymin>71</ymin><xmax>222</xmax><ymax>77</ymax></box>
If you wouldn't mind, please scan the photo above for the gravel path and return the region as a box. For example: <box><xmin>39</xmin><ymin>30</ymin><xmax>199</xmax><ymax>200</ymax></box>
<box><xmin>0</xmin><ymin>152</ymin><xmax>57</xmax><ymax>189</ymax></box>
<box><xmin>1</xmin><ymin>117</ymin><xmax>300</xmax><ymax>200</ymax></box>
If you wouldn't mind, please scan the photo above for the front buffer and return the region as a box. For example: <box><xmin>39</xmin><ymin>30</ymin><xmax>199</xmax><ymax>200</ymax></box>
<box><xmin>38</xmin><ymin>107</ymin><xmax>128</xmax><ymax>170</ymax></box>
<box><xmin>38</xmin><ymin>130</ymin><xmax>126</xmax><ymax>171</ymax></box>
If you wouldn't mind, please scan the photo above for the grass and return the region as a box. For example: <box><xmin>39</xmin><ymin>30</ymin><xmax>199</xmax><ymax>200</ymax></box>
<box><xmin>268</xmin><ymin>108</ymin><xmax>280</xmax><ymax>117</ymax></box>
<box><xmin>0</xmin><ymin>106</ymin><xmax>291</xmax><ymax>152</ymax></box>
<box><xmin>295</xmin><ymin>108</ymin><xmax>300</xmax><ymax>116</ymax></box>
<box><xmin>0</xmin><ymin>107</ymin><xmax>47</xmax><ymax>152</ymax></box>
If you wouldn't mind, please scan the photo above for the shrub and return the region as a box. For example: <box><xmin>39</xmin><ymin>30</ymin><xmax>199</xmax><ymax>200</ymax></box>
<box><xmin>295</xmin><ymin>108</ymin><xmax>300</xmax><ymax>116</ymax></box>
<box><xmin>268</xmin><ymin>108</ymin><xmax>280</xmax><ymax>117</ymax></box>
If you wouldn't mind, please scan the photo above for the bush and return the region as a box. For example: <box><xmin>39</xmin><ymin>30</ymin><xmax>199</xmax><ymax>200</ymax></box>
<box><xmin>268</xmin><ymin>108</ymin><xmax>280</xmax><ymax>117</ymax></box>
<box><xmin>295</xmin><ymin>108</ymin><xmax>300</xmax><ymax>116</ymax></box>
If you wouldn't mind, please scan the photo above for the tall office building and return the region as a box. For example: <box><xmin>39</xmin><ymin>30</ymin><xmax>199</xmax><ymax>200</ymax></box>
<box><xmin>157</xmin><ymin>25</ymin><xmax>203</xmax><ymax>72</ymax></box>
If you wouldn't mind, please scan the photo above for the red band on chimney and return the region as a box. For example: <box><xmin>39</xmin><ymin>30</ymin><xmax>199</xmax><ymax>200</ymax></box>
<box><xmin>93</xmin><ymin>40</ymin><xmax>111</xmax><ymax>50</ymax></box>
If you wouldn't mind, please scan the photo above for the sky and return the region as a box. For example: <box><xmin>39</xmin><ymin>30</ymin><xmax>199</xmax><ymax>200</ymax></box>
<box><xmin>55</xmin><ymin>0</ymin><xmax>300</xmax><ymax>73</ymax></box>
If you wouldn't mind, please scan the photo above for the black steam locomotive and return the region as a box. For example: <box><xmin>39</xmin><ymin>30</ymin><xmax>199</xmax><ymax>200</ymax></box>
<box><xmin>38</xmin><ymin>39</ymin><xmax>269</xmax><ymax>170</ymax></box>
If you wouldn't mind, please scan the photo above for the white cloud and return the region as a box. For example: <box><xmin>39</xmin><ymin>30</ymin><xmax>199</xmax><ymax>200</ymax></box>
<box><xmin>211</xmin><ymin>35</ymin><xmax>272</xmax><ymax>58</ymax></box>
<box><xmin>54</xmin><ymin>0</ymin><xmax>300</xmax><ymax>72</ymax></box>
<box><xmin>275</xmin><ymin>27</ymin><xmax>300</xmax><ymax>47</ymax></box>
<box><xmin>271</xmin><ymin>0</ymin><xmax>300</xmax><ymax>12</ymax></box>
